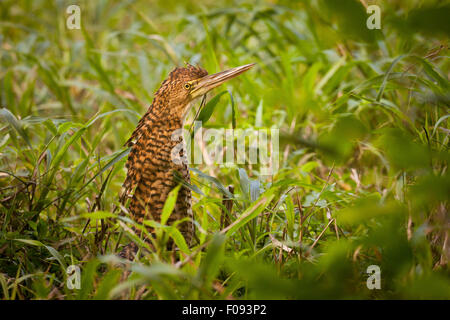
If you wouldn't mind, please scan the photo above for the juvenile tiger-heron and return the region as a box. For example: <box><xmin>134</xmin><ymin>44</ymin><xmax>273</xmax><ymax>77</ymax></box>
<box><xmin>119</xmin><ymin>63</ymin><xmax>255</xmax><ymax>259</ymax></box>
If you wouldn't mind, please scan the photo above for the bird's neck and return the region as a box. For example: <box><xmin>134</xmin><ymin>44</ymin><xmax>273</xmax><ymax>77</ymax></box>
<box><xmin>146</xmin><ymin>107</ymin><xmax>187</xmax><ymax>170</ymax></box>
<box><xmin>144</xmin><ymin>100</ymin><xmax>187</xmax><ymax>148</ymax></box>
<box><xmin>150</xmin><ymin>94</ymin><xmax>188</xmax><ymax>129</ymax></box>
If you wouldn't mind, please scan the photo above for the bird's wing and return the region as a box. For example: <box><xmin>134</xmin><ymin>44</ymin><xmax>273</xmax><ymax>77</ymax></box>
<box><xmin>124</xmin><ymin>109</ymin><xmax>150</xmax><ymax>147</ymax></box>
<box><xmin>121</xmin><ymin>122</ymin><xmax>150</xmax><ymax>204</ymax></box>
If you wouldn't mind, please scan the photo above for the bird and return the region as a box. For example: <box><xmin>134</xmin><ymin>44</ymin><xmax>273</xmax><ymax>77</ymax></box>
<box><xmin>118</xmin><ymin>62</ymin><xmax>255</xmax><ymax>260</ymax></box>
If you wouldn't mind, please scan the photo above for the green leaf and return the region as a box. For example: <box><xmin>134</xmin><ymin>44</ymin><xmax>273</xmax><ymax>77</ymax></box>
<box><xmin>76</xmin><ymin>259</ymin><xmax>101</xmax><ymax>300</ymax></box>
<box><xmin>0</xmin><ymin>108</ymin><xmax>32</xmax><ymax>147</ymax></box>
<box><xmin>285</xmin><ymin>195</ymin><xmax>295</xmax><ymax>240</ymax></box>
<box><xmin>377</xmin><ymin>55</ymin><xmax>407</xmax><ymax>102</ymax></box>
<box><xmin>197</xmin><ymin>90</ymin><xmax>227</xmax><ymax>124</ymax></box>
<box><xmin>168</xmin><ymin>227</ymin><xmax>190</xmax><ymax>254</ymax></box>
<box><xmin>228</xmin><ymin>90</ymin><xmax>236</xmax><ymax>129</ymax></box>
<box><xmin>238</xmin><ymin>168</ymin><xmax>250</xmax><ymax>199</ymax></box>
<box><xmin>81</xmin><ymin>211</ymin><xmax>117</xmax><ymax>220</ymax></box>
<box><xmin>225</xmin><ymin>189</ymin><xmax>275</xmax><ymax>237</ymax></box>
<box><xmin>190</xmin><ymin>168</ymin><xmax>233</xmax><ymax>197</ymax></box>
<box><xmin>161</xmin><ymin>185</ymin><xmax>181</xmax><ymax>226</ymax></box>
<box><xmin>196</xmin><ymin>233</ymin><xmax>225</xmax><ymax>286</ymax></box>
<box><xmin>14</xmin><ymin>239</ymin><xmax>66</xmax><ymax>270</ymax></box>
<box><xmin>93</xmin><ymin>269</ymin><xmax>122</xmax><ymax>300</ymax></box>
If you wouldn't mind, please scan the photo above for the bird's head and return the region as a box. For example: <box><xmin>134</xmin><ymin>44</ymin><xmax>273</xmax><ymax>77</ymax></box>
<box><xmin>156</xmin><ymin>63</ymin><xmax>255</xmax><ymax>120</ymax></box>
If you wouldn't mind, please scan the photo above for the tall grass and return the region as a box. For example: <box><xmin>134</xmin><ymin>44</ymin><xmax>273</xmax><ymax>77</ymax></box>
<box><xmin>0</xmin><ymin>0</ymin><xmax>449</xmax><ymax>299</ymax></box>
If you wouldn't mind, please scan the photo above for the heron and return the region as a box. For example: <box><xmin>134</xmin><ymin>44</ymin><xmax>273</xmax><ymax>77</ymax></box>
<box><xmin>118</xmin><ymin>63</ymin><xmax>255</xmax><ymax>259</ymax></box>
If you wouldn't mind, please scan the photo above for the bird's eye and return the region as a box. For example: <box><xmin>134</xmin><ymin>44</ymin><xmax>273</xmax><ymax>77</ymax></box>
<box><xmin>184</xmin><ymin>83</ymin><xmax>191</xmax><ymax>90</ymax></box>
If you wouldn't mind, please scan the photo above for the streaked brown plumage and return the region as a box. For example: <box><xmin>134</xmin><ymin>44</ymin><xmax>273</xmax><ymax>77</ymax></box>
<box><xmin>119</xmin><ymin>63</ymin><xmax>254</xmax><ymax>260</ymax></box>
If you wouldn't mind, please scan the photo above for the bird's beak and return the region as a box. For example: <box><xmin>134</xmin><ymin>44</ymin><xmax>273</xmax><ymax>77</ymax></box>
<box><xmin>191</xmin><ymin>63</ymin><xmax>255</xmax><ymax>99</ymax></box>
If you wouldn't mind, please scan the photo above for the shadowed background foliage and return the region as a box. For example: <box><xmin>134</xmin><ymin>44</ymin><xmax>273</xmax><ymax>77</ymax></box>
<box><xmin>0</xmin><ymin>0</ymin><xmax>449</xmax><ymax>299</ymax></box>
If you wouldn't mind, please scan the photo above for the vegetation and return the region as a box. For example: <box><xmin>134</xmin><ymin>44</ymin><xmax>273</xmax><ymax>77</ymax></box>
<box><xmin>0</xmin><ymin>0</ymin><xmax>449</xmax><ymax>299</ymax></box>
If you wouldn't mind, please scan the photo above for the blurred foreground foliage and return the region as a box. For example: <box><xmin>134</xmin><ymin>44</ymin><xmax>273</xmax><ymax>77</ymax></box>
<box><xmin>0</xmin><ymin>0</ymin><xmax>449</xmax><ymax>299</ymax></box>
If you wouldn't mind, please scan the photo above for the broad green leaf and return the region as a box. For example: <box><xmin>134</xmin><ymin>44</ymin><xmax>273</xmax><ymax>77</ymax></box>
<box><xmin>161</xmin><ymin>185</ymin><xmax>181</xmax><ymax>226</ymax></box>
<box><xmin>197</xmin><ymin>90</ymin><xmax>227</xmax><ymax>124</ymax></box>
<box><xmin>14</xmin><ymin>239</ymin><xmax>66</xmax><ymax>270</ymax></box>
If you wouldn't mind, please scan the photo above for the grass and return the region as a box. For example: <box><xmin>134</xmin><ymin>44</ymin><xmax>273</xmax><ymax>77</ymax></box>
<box><xmin>0</xmin><ymin>0</ymin><xmax>449</xmax><ymax>299</ymax></box>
